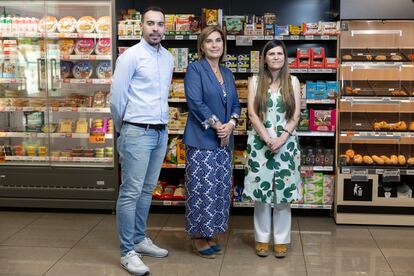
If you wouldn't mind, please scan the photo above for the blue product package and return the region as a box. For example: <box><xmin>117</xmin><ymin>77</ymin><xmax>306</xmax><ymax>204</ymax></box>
<box><xmin>96</xmin><ymin>61</ymin><xmax>112</xmax><ymax>79</ymax></box>
<box><xmin>233</xmin><ymin>185</ymin><xmax>244</xmax><ymax>202</ymax></box>
<box><xmin>316</xmin><ymin>81</ymin><xmax>328</xmax><ymax>99</ymax></box>
<box><xmin>326</xmin><ymin>81</ymin><xmax>338</xmax><ymax>98</ymax></box>
<box><xmin>275</xmin><ymin>25</ymin><xmax>289</xmax><ymax>36</ymax></box>
<box><xmin>306</xmin><ymin>81</ymin><xmax>317</xmax><ymax>99</ymax></box>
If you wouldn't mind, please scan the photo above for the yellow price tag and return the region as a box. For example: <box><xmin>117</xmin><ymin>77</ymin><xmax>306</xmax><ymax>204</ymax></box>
<box><xmin>89</xmin><ymin>133</ymin><xmax>106</xmax><ymax>144</ymax></box>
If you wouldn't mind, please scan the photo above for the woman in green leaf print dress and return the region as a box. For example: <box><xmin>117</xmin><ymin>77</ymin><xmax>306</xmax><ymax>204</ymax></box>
<box><xmin>243</xmin><ymin>40</ymin><xmax>303</xmax><ymax>258</ymax></box>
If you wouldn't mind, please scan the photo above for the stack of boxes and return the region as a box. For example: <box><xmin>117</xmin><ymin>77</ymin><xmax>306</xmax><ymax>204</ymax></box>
<box><xmin>289</xmin><ymin>47</ymin><xmax>338</xmax><ymax>69</ymax></box>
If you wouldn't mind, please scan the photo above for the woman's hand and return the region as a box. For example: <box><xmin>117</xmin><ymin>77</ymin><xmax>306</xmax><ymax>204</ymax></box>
<box><xmin>216</xmin><ymin>123</ymin><xmax>234</xmax><ymax>139</ymax></box>
<box><xmin>220</xmin><ymin>136</ymin><xmax>230</xmax><ymax>148</ymax></box>
<box><xmin>269</xmin><ymin>136</ymin><xmax>288</xmax><ymax>154</ymax></box>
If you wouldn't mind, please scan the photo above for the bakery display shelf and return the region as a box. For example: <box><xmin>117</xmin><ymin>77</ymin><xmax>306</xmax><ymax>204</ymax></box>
<box><xmin>339</xmin><ymin>98</ymin><xmax>414</xmax><ymax>113</ymax></box>
<box><xmin>0</xmin><ymin>106</ymin><xmax>110</xmax><ymax>113</ymax></box>
<box><xmin>0</xmin><ymin>32</ymin><xmax>111</xmax><ymax>39</ymax></box>
<box><xmin>232</xmin><ymin>201</ymin><xmax>332</xmax><ymax>209</ymax></box>
<box><xmin>0</xmin><ymin>78</ymin><xmax>26</xmax><ymax>84</ymax></box>
<box><xmin>168</xmin><ymin>129</ymin><xmax>247</xmax><ymax>135</ymax></box>
<box><xmin>118</xmin><ymin>34</ymin><xmax>337</xmax><ymax>41</ymax></box>
<box><xmin>0</xmin><ymin>132</ymin><xmax>113</xmax><ymax>139</ymax></box>
<box><xmin>340</xmin><ymin>166</ymin><xmax>414</xmax><ymax>176</ymax></box>
<box><xmin>339</xmin><ymin>133</ymin><xmax>414</xmax><ymax>144</ymax></box>
<box><xmin>341</xmin><ymin>80</ymin><xmax>414</xmax><ymax>97</ymax></box>
<box><xmin>296</xmin><ymin>131</ymin><xmax>335</xmax><ymax>137</ymax></box>
<box><xmin>341</xmin><ymin>48</ymin><xmax>414</xmax><ymax>63</ymax></box>
<box><xmin>62</xmin><ymin>79</ymin><xmax>111</xmax><ymax>85</ymax></box>
<box><xmin>60</xmin><ymin>55</ymin><xmax>111</xmax><ymax>61</ymax></box>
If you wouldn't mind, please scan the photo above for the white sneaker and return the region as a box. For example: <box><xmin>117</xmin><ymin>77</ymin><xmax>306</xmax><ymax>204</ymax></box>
<box><xmin>120</xmin><ymin>250</ymin><xmax>150</xmax><ymax>276</ymax></box>
<box><xmin>134</xmin><ymin>237</ymin><xmax>168</xmax><ymax>258</ymax></box>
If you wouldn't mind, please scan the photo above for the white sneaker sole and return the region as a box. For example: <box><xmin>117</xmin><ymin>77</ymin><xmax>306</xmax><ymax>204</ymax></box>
<box><xmin>137</xmin><ymin>251</ymin><xmax>168</xmax><ymax>258</ymax></box>
<box><xmin>120</xmin><ymin>263</ymin><xmax>150</xmax><ymax>276</ymax></box>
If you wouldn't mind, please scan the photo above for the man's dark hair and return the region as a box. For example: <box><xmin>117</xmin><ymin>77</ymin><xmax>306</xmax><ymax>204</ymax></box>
<box><xmin>141</xmin><ymin>6</ymin><xmax>165</xmax><ymax>22</ymax></box>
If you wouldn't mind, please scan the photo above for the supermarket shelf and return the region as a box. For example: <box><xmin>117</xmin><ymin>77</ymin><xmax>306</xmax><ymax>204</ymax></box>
<box><xmin>60</xmin><ymin>55</ymin><xmax>111</xmax><ymax>61</ymax></box>
<box><xmin>339</xmin><ymin>98</ymin><xmax>414</xmax><ymax>113</ymax></box>
<box><xmin>168</xmin><ymin>98</ymin><xmax>187</xmax><ymax>103</ymax></box>
<box><xmin>162</xmin><ymin>163</ymin><xmax>246</xmax><ymax>169</ymax></box>
<box><xmin>151</xmin><ymin>200</ymin><xmax>332</xmax><ymax>209</ymax></box>
<box><xmin>174</xmin><ymin>68</ymin><xmax>337</xmax><ymax>74</ymax></box>
<box><xmin>118</xmin><ymin>34</ymin><xmax>337</xmax><ymax>41</ymax></box>
<box><xmin>62</xmin><ymin>79</ymin><xmax>111</xmax><ymax>85</ymax></box>
<box><xmin>0</xmin><ymin>32</ymin><xmax>111</xmax><ymax>39</ymax></box>
<box><xmin>0</xmin><ymin>106</ymin><xmax>110</xmax><ymax>113</ymax></box>
<box><xmin>232</xmin><ymin>202</ymin><xmax>332</xmax><ymax>209</ymax></box>
<box><xmin>304</xmin><ymin>99</ymin><xmax>336</xmax><ymax>104</ymax></box>
<box><xmin>168</xmin><ymin>129</ymin><xmax>248</xmax><ymax>135</ymax></box>
<box><xmin>0</xmin><ymin>78</ymin><xmax>26</xmax><ymax>84</ymax></box>
<box><xmin>301</xmin><ymin>166</ymin><xmax>334</xmax><ymax>172</ymax></box>
<box><xmin>0</xmin><ymin>54</ymin><xmax>17</xmax><ymax>60</ymax></box>
<box><xmin>0</xmin><ymin>132</ymin><xmax>113</xmax><ymax>139</ymax></box>
<box><xmin>340</xmin><ymin>131</ymin><xmax>414</xmax><ymax>144</ymax></box>
<box><xmin>296</xmin><ymin>131</ymin><xmax>335</xmax><ymax>137</ymax></box>
<box><xmin>341</xmin><ymin>166</ymin><xmax>414</xmax><ymax>176</ymax></box>
<box><xmin>3</xmin><ymin>156</ymin><xmax>112</xmax><ymax>163</ymax></box>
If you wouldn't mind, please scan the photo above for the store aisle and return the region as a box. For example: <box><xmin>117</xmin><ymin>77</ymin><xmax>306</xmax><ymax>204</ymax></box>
<box><xmin>0</xmin><ymin>211</ymin><xmax>413</xmax><ymax>276</ymax></box>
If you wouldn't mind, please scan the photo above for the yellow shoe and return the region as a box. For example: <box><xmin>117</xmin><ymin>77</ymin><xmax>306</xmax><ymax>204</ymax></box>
<box><xmin>274</xmin><ymin>244</ymin><xmax>287</xmax><ymax>258</ymax></box>
<box><xmin>255</xmin><ymin>242</ymin><xmax>269</xmax><ymax>257</ymax></box>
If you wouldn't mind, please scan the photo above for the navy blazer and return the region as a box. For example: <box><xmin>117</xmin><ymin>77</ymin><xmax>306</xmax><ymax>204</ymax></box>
<box><xmin>183</xmin><ymin>59</ymin><xmax>241</xmax><ymax>150</ymax></box>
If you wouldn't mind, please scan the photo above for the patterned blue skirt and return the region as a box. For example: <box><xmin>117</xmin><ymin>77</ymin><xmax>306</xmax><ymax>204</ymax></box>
<box><xmin>185</xmin><ymin>146</ymin><xmax>232</xmax><ymax>237</ymax></box>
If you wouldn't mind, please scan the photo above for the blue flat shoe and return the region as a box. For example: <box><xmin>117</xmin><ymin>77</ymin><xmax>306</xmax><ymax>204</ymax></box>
<box><xmin>191</xmin><ymin>238</ymin><xmax>216</xmax><ymax>259</ymax></box>
<box><xmin>207</xmin><ymin>238</ymin><xmax>223</xmax><ymax>254</ymax></box>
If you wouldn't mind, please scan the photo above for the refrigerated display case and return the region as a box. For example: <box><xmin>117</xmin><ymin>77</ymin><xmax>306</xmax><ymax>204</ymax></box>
<box><xmin>335</xmin><ymin>20</ymin><xmax>414</xmax><ymax>225</ymax></box>
<box><xmin>0</xmin><ymin>0</ymin><xmax>118</xmax><ymax>209</ymax></box>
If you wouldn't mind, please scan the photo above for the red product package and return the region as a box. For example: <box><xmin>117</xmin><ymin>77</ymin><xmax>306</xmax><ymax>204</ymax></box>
<box><xmin>309</xmin><ymin>109</ymin><xmax>336</xmax><ymax>132</ymax></box>
<box><xmin>161</xmin><ymin>185</ymin><xmax>176</xmax><ymax>200</ymax></box>
<box><xmin>74</xmin><ymin>38</ymin><xmax>95</xmax><ymax>55</ymax></box>
<box><xmin>95</xmin><ymin>38</ymin><xmax>111</xmax><ymax>55</ymax></box>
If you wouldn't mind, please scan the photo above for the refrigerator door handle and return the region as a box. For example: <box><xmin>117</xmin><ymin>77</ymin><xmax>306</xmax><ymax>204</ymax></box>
<box><xmin>50</xmin><ymin>58</ymin><xmax>56</xmax><ymax>91</ymax></box>
<box><xmin>37</xmin><ymin>58</ymin><xmax>43</xmax><ymax>91</ymax></box>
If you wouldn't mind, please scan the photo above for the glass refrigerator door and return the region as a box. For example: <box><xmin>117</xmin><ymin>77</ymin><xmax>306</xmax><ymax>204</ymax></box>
<box><xmin>44</xmin><ymin>1</ymin><xmax>113</xmax><ymax>168</ymax></box>
<box><xmin>0</xmin><ymin>1</ymin><xmax>50</xmax><ymax>166</ymax></box>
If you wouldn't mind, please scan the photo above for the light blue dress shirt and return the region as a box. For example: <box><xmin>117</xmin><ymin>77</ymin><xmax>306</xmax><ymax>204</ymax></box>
<box><xmin>110</xmin><ymin>39</ymin><xmax>174</xmax><ymax>133</ymax></box>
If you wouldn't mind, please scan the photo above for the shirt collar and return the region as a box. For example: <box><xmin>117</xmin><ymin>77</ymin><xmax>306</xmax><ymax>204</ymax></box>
<box><xmin>140</xmin><ymin>38</ymin><xmax>162</xmax><ymax>55</ymax></box>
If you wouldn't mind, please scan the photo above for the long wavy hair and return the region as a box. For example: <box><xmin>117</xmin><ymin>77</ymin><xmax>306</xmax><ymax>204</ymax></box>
<box><xmin>255</xmin><ymin>40</ymin><xmax>295</xmax><ymax>121</ymax></box>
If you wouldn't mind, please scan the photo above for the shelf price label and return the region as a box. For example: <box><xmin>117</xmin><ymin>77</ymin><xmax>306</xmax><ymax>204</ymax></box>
<box><xmin>383</xmin><ymin>169</ymin><xmax>400</xmax><ymax>182</ymax></box>
<box><xmin>89</xmin><ymin>132</ymin><xmax>106</xmax><ymax>144</ymax></box>
<box><xmin>351</xmin><ymin>169</ymin><xmax>369</xmax><ymax>182</ymax></box>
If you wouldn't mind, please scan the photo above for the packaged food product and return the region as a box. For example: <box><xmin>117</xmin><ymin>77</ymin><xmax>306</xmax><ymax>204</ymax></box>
<box><xmin>38</xmin><ymin>146</ymin><xmax>47</xmax><ymax>157</ymax></box>
<box><xmin>152</xmin><ymin>182</ymin><xmax>164</xmax><ymax>199</ymax></box>
<box><xmin>58</xmin><ymin>119</ymin><xmax>73</xmax><ymax>133</ymax></box>
<box><xmin>75</xmin><ymin>118</ymin><xmax>88</xmax><ymax>133</ymax></box>
<box><xmin>59</xmin><ymin>61</ymin><xmax>73</xmax><ymax>79</ymax></box>
<box><xmin>175</xmin><ymin>14</ymin><xmax>192</xmax><ymax>32</ymax></box>
<box><xmin>72</xmin><ymin>61</ymin><xmax>93</xmax><ymax>79</ymax></box>
<box><xmin>14</xmin><ymin>145</ymin><xmax>24</xmax><ymax>156</ymax></box>
<box><xmin>176</xmin><ymin>139</ymin><xmax>186</xmax><ymax>164</ymax></box>
<box><xmin>96</xmin><ymin>61</ymin><xmax>112</xmax><ymax>79</ymax></box>
<box><xmin>95</xmin><ymin>16</ymin><xmax>110</xmax><ymax>34</ymax></box>
<box><xmin>51</xmin><ymin>151</ymin><xmax>60</xmax><ymax>157</ymax></box>
<box><xmin>173</xmin><ymin>184</ymin><xmax>185</xmax><ymax>200</ymax></box>
<box><xmin>93</xmin><ymin>91</ymin><xmax>107</xmax><ymax>107</ymax></box>
<box><xmin>24</xmin><ymin>111</ymin><xmax>44</xmax><ymax>132</ymax></box>
<box><xmin>57</xmin><ymin>16</ymin><xmax>77</xmax><ymax>33</ymax></box>
<box><xmin>74</xmin><ymin>38</ymin><xmax>95</xmax><ymax>55</ymax></box>
<box><xmin>26</xmin><ymin>145</ymin><xmax>36</xmax><ymax>156</ymax></box>
<box><xmin>58</xmin><ymin>39</ymin><xmax>75</xmax><ymax>55</ymax></box>
<box><xmin>304</xmin><ymin>173</ymin><xmax>323</xmax><ymax>204</ymax></box>
<box><xmin>38</xmin><ymin>16</ymin><xmax>58</xmax><ymax>33</ymax></box>
<box><xmin>95</xmin><ymin>38</ymin><xmax>111</xmax><ymax>55</ymax></box>
<box><xmin>41</xmin><ymin>123</ymin><xmax>57</xmax><ymax>133</ymax></box>
<box><xmin>166</xmin><ymin>137</ymin><xmax>178</xmax><ymax>164</ymax></box>
<box><xmin>309</xmin><ymin>109</ymin><xmax>336</xmax><ymax>132</ymax></box>
<box><xmin>3</xmin><ymin>61</ymin><xmax>16</xmax><ymax>78</ymax></box>
<box><xmin>161</xmin><ymin>185</ymin><xmax>176</xmax><ymax>200</ymax></box>
<box><xmin>61</xmin><ymin>150</ymin><xmax>71</xmax><ymax>157</ymax></box>
<box><xmin>76</xmin><ymin>16</ymin><xmax>96</xmax><ymax>33</ymax></box>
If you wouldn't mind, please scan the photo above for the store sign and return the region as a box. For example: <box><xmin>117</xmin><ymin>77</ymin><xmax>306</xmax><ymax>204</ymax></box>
<box><xmin>343</xmin><ymin>178</ymin><xmax>373</xmax><ymax>201</ymax></box>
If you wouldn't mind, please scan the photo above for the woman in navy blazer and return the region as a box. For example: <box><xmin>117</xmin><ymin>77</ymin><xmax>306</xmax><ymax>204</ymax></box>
<box><xmin>183</xmin><ymin>26</ymin><xmax>241</xmax><ymax>258</ymax></box>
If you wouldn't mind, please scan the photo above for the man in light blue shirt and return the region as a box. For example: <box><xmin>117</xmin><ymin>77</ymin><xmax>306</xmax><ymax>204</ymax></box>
<box><xmin>110</xmin><ymin>6</ymin><xmax>174</xmax><ymax>276</ymax></box>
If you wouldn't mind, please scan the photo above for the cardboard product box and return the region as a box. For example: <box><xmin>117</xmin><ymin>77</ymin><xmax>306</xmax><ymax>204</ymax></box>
<box><xmin>253</xmin><ymin>15</ymin><xmax>264</xmax><ymax>36</ymax></box>
<box><xmin>244</xmin><ymin>14</ymin><xmax>255</xmax><ymax>35</ymax></box>
<box><xmin>297</xmin><ymin>48</ymin><xmax>311</xmax><ymax>58</ymax></box>
<box><xmin>322</xmin><ymin>174</ymin><xmax>334</xmax><ymax>204</ymax></box>
<box><xmin>225</xmin><ymin>54</ymin><xmax>238</xmax><ymax>71</ymax></box>
<box><xmin>224</xmin><ymin>15</ymin><xmax>245</xmax><ymax>35</ymax></box>
<box><xmin>302</xmin><ymin>22</ymin><xmax>319</xmax><ymax>35</ymax></box>
<box><xmin>189</xmin><ymin>16</ymin><xmax>202</xmax><ymax>34</ymax></box>
<box><xmin>188</xmin><ymin>52</ymin><xmax>199</xmax><ymax>64</ymax></box>
<box><xmin>177</xmin><ymin>48</ymin><xmax>189</xmax><ymax>71</ymax></box>
<box><xmin>325</xmin><ymin>57</ymin><xmax>338</xmax><ymax>68</ymax></box>
<box><xmin>171</xmin><ymin>79</ymin><xmax>185</xmax><ymax>98</ymax></box>
<box><xmin>165</xmin><ymin>14</ymin><xmax>176</xmax><ymax>34</ymax></box>
<box><xmin>240</xmin><ymin>107</ymin><xmax>247</xmax><ymax>119</ymax></box>
<box><xmin>297</xmin><ymin>109</ymin><xmax>309</xmax><ymax>131</ymax></box>
<box><xmin>297</xmin><ymin>57</ymin><xmax>310</xmax><ymax>68</ymax></box>
<box><xmin>288</xmin><ymin>57</ymin><xmax>298</xmax><ymax>68</ymax></box>
<box><xmin>202</xmin><ymin>8</ymin><xmax>222</xmax><ymax>28</ymax></box>
<box><xmin>175</xmin><ymin>14</ymin><xmax>193</xmax><ymax>34</ymax></box>
<box><xmin>326</xmin><ymin>81</ymin><xmax>338</xmax><ymax>98</ymax></box>
<box><xmin>250</xmin><ymin>51</ymin><xmax>260</xmax><ymax>72</ymax></box>
<box><xmin>289</xmin><ymin>24</ymin><xmax>303</xmax><ymax>35</ymax></box>
<box><xmin>300</xmin><ymin>82</ymin><xmax>306</xmax><ymax>99</ymax></box>
<box><xmin>309</xmin><ymin>108</ymin><xmax>336</xmax><ymax>131</ymax></box>
<box><xmin>311</xmin><ymin>47</ymin><xmax>325</xmax><ymax>59</ymax></box>
<box><xmin>319</xmin><ymin>21</ymin><xmax>340</xmax><ymax>35</ymax></box>
<box><xmin>176</xmin><ymin>139</ymin><xmax>186</xmax><ymax>164</ymax></box>
<box><xmin>264</xmin><ymin>13</ymin><xmax>276</xmax><ymax>36</ymax></box>
<box><xmin>233</xmin><ymin>150</ymin><xmax>247</xmax><ymax>164</ymax></box>
<box><xmin>310</xmin><ymin>58</ymin><xmax>325</xmax><ymax>68</ymax></box>
<box><xmin>275</xmin><ymin>25</ymin><xmax>289</xmax><ymax>36</ymax></box>
<box><xmin>304</xmin><ymin>172</ymin><xmax>323</xmax><ymax>204</ymax></box>
<box><xmin>237</xmin><ymin>54</ymin><xmax>250</xmax><ymax>71</ymax></box>
<box><xmin>236</xmin><ymin>118</ymin><xmax>247</xmax><ymax>131</ymax></box>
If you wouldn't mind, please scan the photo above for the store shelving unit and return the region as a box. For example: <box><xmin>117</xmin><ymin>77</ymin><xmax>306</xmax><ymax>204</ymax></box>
<box><xmin>0</xmin><ymin>0</ymin><xmax>118</xmax><ymax>210</ymax></box>
<box><xmin>335</xmin><ymin>20</ymin><xmax>414</xmax><ymax>225</ymax></box>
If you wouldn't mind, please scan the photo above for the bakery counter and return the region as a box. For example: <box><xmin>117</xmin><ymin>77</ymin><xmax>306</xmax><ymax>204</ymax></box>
<box><xmin>339</xmin><ymin>131</ymin><xmax>414</xmax><ymax>144</ymax></box>
<box><xmin>341</xmin><ymin>48</ymin><xmax>413</xmax><ymax>63</ymax></box>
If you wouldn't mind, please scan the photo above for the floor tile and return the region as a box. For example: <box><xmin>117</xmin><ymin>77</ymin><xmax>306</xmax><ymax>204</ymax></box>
<box><xmin>370</xmin><ymin>227</ymin><xmax>414</xmax><ymax>250</ymax></box>
<box><xmin>164</xmin><ymin>213</ymin><xmax>186</xmax><ymax>229</ymax></box>
<box><xmin>298</xmin><ymin>216</ymin><xmax>368</xmax><ymax>232</ymax></box>
<box><xmin>0</xmin><ymin>211</ymin><xmax>43</xmax><ymax>227</ymax></box>
<box><xmin>305</xmin><ymin>251</ymin><xmax>394</xmax><ymax>276</ymax></box>
<box><xmin>2</xmin><ymin>227</ymin><xmax>89</xmax><ymax>248</ymax></box>
<box><xmin>44</xmin><ymin>248</ymin><xmax>129</xmax><ymax>276</ymax></box>
<box><xmin>0</xmin><ymin>246</ymin><xmax>68</xmax><ymax>275</ymax></box>
<box><xmin>0</xmin><ymin>225</ymin><xmax>25</xmax><ymax>244</ymax></box>
<box><xmin>381</xmin><ymin>248</ymin><xmax>414</xmax><ymax>273</ymax></box>
<box><xmin>29</xmin><ymin>213</ymin><xmax>104</xmax><ymax>231</ymax></box>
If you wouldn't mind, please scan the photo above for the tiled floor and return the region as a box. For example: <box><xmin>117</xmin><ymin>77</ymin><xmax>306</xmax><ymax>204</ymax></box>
<box><xmin>1</xmin><ymin>211</ymin><xmax>414</xmax><ymax>276</ymax></box>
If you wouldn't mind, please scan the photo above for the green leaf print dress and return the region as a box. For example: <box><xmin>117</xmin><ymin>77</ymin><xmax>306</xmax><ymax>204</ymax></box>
<box><xmin>243</xmin><ymin>76</ymin><xmax>303</xmax><ymax>204</ymax></box>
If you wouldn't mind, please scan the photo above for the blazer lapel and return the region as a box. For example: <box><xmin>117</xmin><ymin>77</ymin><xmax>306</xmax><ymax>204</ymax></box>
<box><xmin>222</xmin><ymin>69</ymin><xmax>233</xmax><ymax>117</ymax></box>
<box><xmin>200</xmin><ymin>59</ymin><xmax>226</xmax><ymax>105</ymax></box>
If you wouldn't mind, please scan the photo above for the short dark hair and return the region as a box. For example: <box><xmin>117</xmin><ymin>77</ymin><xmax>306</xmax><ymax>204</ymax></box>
<box><xmin>141</xmin><ymin>6</ymin><xmax>165</xmax><ymax>22</ymax></box>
